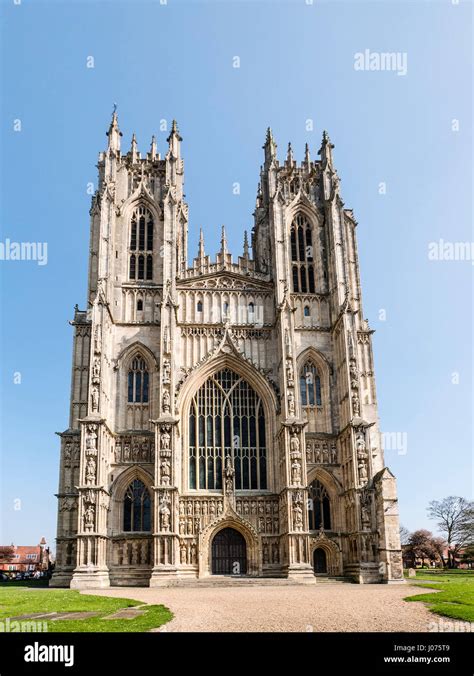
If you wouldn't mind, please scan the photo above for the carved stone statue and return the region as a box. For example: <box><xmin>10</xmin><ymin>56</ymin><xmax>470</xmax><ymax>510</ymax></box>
<box><xmin>84</xmin><ymin>504</ymin><xmax>95</xmax><ymax>531</ymax></box>
<box><xmin>352</xmin><ymin>392</ymin><xmax>360</xmax><ymax>416</ymax></box>
<box><xmin>162</xmin><ymin>359</ymin><xmax>171</xmax><ymax>384</ymax></box>
<box><xmin>85</xmin><ymin>457</ymin><xmax>96</xmax><ymax>485</ymax></box>
<box><xmin>160</xmin><ymin>458</ymin><xmax>171</xmax><ymax>485</ymax></box>
<box><xmin>85</xmin><ymin>426</ymin><xmax>97</xmax><ymax>450</ymax></box>
<box><xmin>286</xmin><ymin>359</ymin><xmax>294</xmax><ymax>387</ymax></box>
<box><xmin>162</xmin><ymin>389</ymin><xmax>170</xmax><ymax>413</ymax></box>
<box><xmin>288</xmin><ymin>391</ymin><xmax>295</xmax><ymax>417</ymax></box>
<box><xmin>224</xmin><ymin>455</ymin><xmax>235</xmax><ymax>494</ymax></box>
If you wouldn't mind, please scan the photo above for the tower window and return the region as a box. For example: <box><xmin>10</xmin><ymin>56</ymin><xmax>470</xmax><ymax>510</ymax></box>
<box><xmin>304</xmin><ymin>306</ymin><xmax>310</xmax><ymax>317</ymax></box>
<box><xmin>300</xmin><ymin>360</ymin><xmax>322</xmax><ymax>406</ymax></box>
<box><xmin>128</xmin><ymin>356</ymin><xmax>149</xmax><ymax>403</ymax></box>
<box><xmin>308</xmin><ymin>479</ymin><xmax>331</xmax><ymax>530</ymax></box>
<box><xmin>129</xmin><ymin>205</ymin><xmax>154</xmax><ymax>281</ymax></box>
<box><xmin>197</xmin><ymin>300</ymin><xmax>203</xmax><ymax>312</ymax></box>
<box><xmin>137</xmin><ymin>299</ymin><xmax>143</xmax><ymax>311</ymax></box>
<box><xmin>290</xmin><ymin>213</ymin><xmax>316</xmax><ymax>293</ymax></box>
<box><xmin>123</xmin><ymin>480</ymin><xmax>151</xmax><ymax>532</ymax></box>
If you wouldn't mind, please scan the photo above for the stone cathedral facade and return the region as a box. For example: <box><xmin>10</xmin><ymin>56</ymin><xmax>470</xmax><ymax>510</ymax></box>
<box><xmin>51</xmin><ymin>113</ymin><xmax>404</xmax><ymax>588</ymax></box>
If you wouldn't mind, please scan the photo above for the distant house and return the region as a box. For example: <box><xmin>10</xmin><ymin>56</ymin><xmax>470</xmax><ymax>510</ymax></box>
<box><xmin>0</xmin><ymin>537</ymin><xmax>51</xmax><ymax>573</ymax></box>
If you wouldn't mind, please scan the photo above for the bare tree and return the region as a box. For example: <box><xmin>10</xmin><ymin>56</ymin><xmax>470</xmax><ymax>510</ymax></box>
<box><xmin>399</xmin><ymin>524</ymin><xmax>411</xmax><ymax>546</ymax></box>
<box><xmin>428</xmin><ymin>496</ymin><xmax>474</xmax><ymax>568</ymax></box>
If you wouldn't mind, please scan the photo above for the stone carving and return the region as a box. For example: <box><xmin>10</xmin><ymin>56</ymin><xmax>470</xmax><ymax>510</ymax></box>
<box><xmin>84</xmin><ymin>504</ymin><xmax>95</xmax><ymax>532</ymax></box>
<box><xmin>290</xmin><ymin>433</ymin><xmax>302</xmax><ymax>486</ymax></box>
<box><xmin>85</xmin><ymin>426</ymin><xmax>97</xmax><ymax>451</ymax></box>
<box><xmin>292</xmin><ymin>491</ymin><xmax>303</xmax><ymax>531</ymax></box>
<box><xmin>163</xmin><ymin>326</ymin><xmax>170</xmax><ymax>354</ymax></box>
<box><xmin>284</xmin><ymin>328</ymin><xmax>292</xmax><ymax>356</ymax></box>
<box><xmin>160</xmin><ymin>492</ymin><xmax>171</xmax><ymax>532</ymax></box>
<box><xmin>352</xmin><ymin>392</ymin><xmax>360</xmax><ymax>416</ymax></box>
<box><xmin>94</xmin><ymin>325</ymin><xmax>102</xmax><ymax>353</ymax></box>
<box><xmin>356</xmin><ymin>433</ymin><xmax>368</xmax><ymax>485</ymax></box>
<box><xmin>85</xmin><ymin>456</ymin><xmax>96</xmax><ymax>485</ymax></box>
<box><xmin>287</xmin><ymin>391</ymin><xmax>295</xmax><ymax>417</ymax></box>
<box><xmin>305</xmin><ymin>439</ymin><xmax>337</xmax><ymax>464</ymax></box>
<box><xmin>349</xmin><ymin>356</ymin><xmax>359</xmax><ymax>390</ymax></box>
<box><xmin>162</xmin><ymin>389</ymin><xmax>170</xmax><ymax>413</ymax></box>
<box><xmin>162</xmin><ymin>359</ymin><xmax>171</xmax><ymax>384</ymax></box>
<box><xmin>115</xmin><ymin>435</ymin><xmax>154</xmax><ymax>464</ymax></box>
<box><xmin>160</xmin><ymin>457</ymin><xmax>171</xmax><ymax>486</ymax></box>
<box><xmin>224</xmin><ymin>456</ymin><xmax>235</xmax><ymax>494</ymax></box>
<box><xmin>286</xmin><ymin>358</ymin><xmax>294</xmax><ymax>387</ymax></box>
<box><xmin>91</xmin><ymin>385</ymin><xmax>99</xmax><ymax>412</ymax></box>
<box><xmin>159</xmin><ymin>426</ymin><xmax>171</xmax><ymax>450</ymax></box>
<box><xmin>92</xmin><ymin>356</ymin><xmax>101</xmax><ymax>380</ymax></box>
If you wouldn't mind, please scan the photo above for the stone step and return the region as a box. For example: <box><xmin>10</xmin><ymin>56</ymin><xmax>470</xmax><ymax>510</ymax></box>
<box><xmin>164</xmin><ymin>576</ymin><xmax>304</xmax><ymax>588</ymax></box>
<box><xmin>160</xmin><ymin>575</ymin><xmax>353</xmax><ymax>587</ymax></box>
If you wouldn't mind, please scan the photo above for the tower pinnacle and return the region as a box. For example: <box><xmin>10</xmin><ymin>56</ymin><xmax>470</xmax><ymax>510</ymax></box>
<box><xmin>106</xmin><ymin>106</ymin><xmax>122</xmax><ymax>153</ymax></box>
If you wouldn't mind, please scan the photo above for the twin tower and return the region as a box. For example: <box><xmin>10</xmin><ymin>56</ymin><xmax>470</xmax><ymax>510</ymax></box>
<box><xmin>51</xmin><ymin>113</ymin><xmax>403</xmax><ymax>588</ymax></box>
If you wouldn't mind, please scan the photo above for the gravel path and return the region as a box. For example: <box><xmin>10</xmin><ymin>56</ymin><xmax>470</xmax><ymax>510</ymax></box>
<box><xmin>86</xmin><ymin>583</ymin><xmax>436</xmax><ymax>632</ymax></box>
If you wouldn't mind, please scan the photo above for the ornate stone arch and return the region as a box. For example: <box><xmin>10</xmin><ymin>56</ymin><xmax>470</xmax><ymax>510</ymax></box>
<box><xmin>114</xmin><ymin>341</ymin><xmax>159</xmax><ymax>372</ymax></box>
<box><xmin>114</xmin><ymin>342</ymin><xmax>158</xmax><ymax>429</ymax></box>
<box><xmin>177</xmin><ymin>352</ymin><xmax>278</xmax><ymax>492</ymax></box>
<box><xmin>297</xmin><ymin>347</ymin><xmax>332</xmax><ymax>433</ymax></box>
<box><xmin>307</xmin><ymin>467</ymin><xmax>344</xmax><ymax>532</ymax></box>
<box><xmin>198</xmin><ymin>511</ymin><xmax>261</xmax><ymax>578</ymax></box>
<box><xmin>108</xmin><ymin>466</ymin><xmax>154</xmax><ymax>535</ymax></box>
<box><xmin>309</xmin><ymin>531</ymin><xmax>343</xmax><ymax>576</ymax></box>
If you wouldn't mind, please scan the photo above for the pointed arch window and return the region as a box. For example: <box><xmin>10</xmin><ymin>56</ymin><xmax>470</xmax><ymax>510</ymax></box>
<box><xmin>308</xmin><ymin>479</ymin><xmax>331</xmax><ymax>530</ymax></box>
<box><xmin>123</xmin><ymin>479</ymin><xmax>151</xmax><ymax>531</ymax></box>
<box><xmin>300</xmin><ymin>360</ymin><xmax>322</xmax><ymax>406</ymax></box>
<box><xmin>290</xmin><ymin>213</ymin><xmax>315</xmax><ymax>293</ymax></box>
<box><xmin>129</xmin><ymin>205</ymin><xmax>154</xmax><ymax>281</ymax></box>
<box><xmin>188</xmin><ymin>368</ymin><xmax>267</xmax><ymax>491</ymax></box>
<box><xmin>127</xmin><ymin>356</ymin><xmax>149</xmax><ymax>403</ymax></box>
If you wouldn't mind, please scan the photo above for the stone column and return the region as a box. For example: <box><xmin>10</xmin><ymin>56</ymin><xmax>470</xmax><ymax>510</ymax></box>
<box><xmin>70</xmin><ymin>420</ymin><xmax>111</xmax><ymax>589</ymax></box>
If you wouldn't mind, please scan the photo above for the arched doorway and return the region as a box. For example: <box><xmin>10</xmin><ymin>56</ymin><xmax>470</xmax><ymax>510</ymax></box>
<box><xmin>313</xmin><ymin>548</ymin><xmax>327</xmax><ymax>574</ymax></box>
<box><xmin>211</xmin><ymin>528</ymin><xmax>247</xmax><ymax>575</ymax></box>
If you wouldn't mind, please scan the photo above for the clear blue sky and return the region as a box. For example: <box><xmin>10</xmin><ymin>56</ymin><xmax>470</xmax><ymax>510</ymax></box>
<box><xmin>0</xmin><ymin>0</ymin><xmax>472</xmax><ymax>549</ymax></box>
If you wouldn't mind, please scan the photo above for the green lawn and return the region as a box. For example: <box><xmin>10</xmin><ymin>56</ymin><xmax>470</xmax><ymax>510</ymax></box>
<box><xmin>0</xmin><ymin>586</ymin><xmax>172</xmax><ymax>632</ymax></box>
<box><xmin>405</xmin><ymin>570</ymin><xmax>474</xmax><ymax>623</ymax></box>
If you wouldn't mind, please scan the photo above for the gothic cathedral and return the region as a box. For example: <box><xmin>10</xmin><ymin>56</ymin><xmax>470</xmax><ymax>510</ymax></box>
<box><xmin>51</xmin><ymin>113</ymin><xmax>404</xmax><ymax>588</ymax></box>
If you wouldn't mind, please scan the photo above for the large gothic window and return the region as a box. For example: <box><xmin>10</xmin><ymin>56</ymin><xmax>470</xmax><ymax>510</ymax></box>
<box><xmin>300</xmin><ymin>360</ymin><xmax>322</xmax><ymax>406</ymax></box>
<box><xmin>290</xmin><ymin>213</ymin><xmax>315</xmax><ymax>293</ymax></box>
<box><xmin>188</xmin><ymin>369</ymin><xmax>267</xmax><ymax>490</ymax></box>
<box><xmin>128</xmin><ymin>356</ymin><xmax>149</xmax><ymax>403</ymax></box>
<box><xmin>308</xmin><ymin>479</ymin><xmax>331</xmax><ymax>530</ymax></box>
<box><xmin>123</xmin><ymin>479</ymin><xmax>151</xmax><ymax>531</ymax></box>
<box><xmin>129</xmin><ymin>205</ymin><xmax>154</xmax><ymax>281</ymax></box>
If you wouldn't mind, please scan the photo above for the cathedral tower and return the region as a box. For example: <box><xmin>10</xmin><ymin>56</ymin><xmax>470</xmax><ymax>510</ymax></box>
<box><xmin>51</xmin><ymin>115</ymin><xmax>403</xmax><ymax>588</ymax></box>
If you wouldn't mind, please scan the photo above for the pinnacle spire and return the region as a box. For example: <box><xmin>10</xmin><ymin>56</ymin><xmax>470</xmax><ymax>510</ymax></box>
<box><xmin>220</xmin><ymin>225</ymin><xmax>228</xmax><ymax>254</ymax></box>
<box><xmin>286</xmin><ymin>142</ymin><xmax>294</xmax><ymax>165</ymax></box>
<box><xmin>106</xmin><ymin>104</ymin><xmax>122</xmax><ymax>153</ymax></box>
<box><xmin>243</xmin><ymin>230</ymin><xmax>249</xmax><ymax>258</ymax></box>
<box><xmin>198</xmin><ymin>227</ymin><xmax>205</xmax><ymax>257</ymax></box>
<box><xmin>304</xmin><ymin>142</ymin><xmax>311</xmax><ymax>167</ymax></box>
<box><xmin>150</xmin><ymin>135</ymin><xmax>157</xmax><ymax>159</ymax></box>
<box><xmin>319</xmin><ymin>129</ymin><xmax>335</xmax><ymax>167</ymax></box>
<box><xmin>130</xmin><ymin>133</ymin><xmax>138</xmax><ymax>162</ymax></box>
<box><xmin>263</xmin><ymin>126</ymin><xmax>277</xmax><ymax>165</ymax></box>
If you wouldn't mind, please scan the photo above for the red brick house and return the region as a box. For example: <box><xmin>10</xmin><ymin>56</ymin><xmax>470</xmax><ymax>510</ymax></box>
<box><xmin>0</xmin><ymin>538</ymin><xmax>51</xmax><ymax>574</ymax></box>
